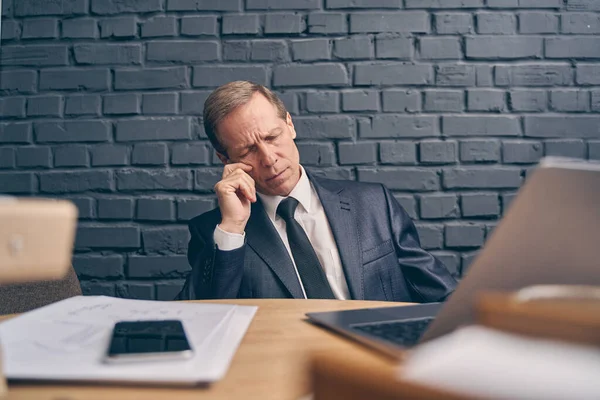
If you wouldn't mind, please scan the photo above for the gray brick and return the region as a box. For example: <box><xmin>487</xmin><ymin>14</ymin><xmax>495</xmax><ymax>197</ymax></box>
<box><xmin>116</xmin><ymin>283</ymin><xmax>155</xmax><ymax>300</ymax></box>
<box><xmin>92</xmin><ymin>0</ymin><xmax>163</xmax><ymax>14</ymax></box>
<box><xmin>419</xmin><ymin>37</ymin><xmax>461</xmax><ymax>60</ymax></box>
<box><xmin>577</xmin><ymin>64</ymin><xmax>600</xmax><ymax>85</ymax></box>
<box><xmin>252</xmin><ymin>40</ymin><xmax>289</xmax><ymax>62</ymax></box>
<box><xmin>16</xmin><ymin>146</ymin><xmax>52</xmax><ymax>168</ymax></box>
<box><xmin>333</xmin><ymin>36</ymin><xmax>373</xmax><ymax>60</ymax></box>
<box><xmin>117</xmin><ymin>118</ymin><xmax>190</xmax><ymax>142</ymax></box>
<box><xmin>379</xmin><ymin>141</ymin><xmax>417</xmax><ymax>165</ymax></box>
<box><xmin>460</xmin><ymin>140</ymin><xmax>501</xmax><ymax>163</ymax></box>
<box><xmin>592</xmin><ymin>90</ymin><xmax>600</xmax><ymax>111</ymax></box>
<box><xmin>509</xmin><ymin>90</ymin><xmax>547</xmax><ymax>112</ymax></box>
<box><xmin>136</xmin><ymin>198</ymin><xmax>175</xmax><ymax>221</ymax></box>
<box><xmin>350</xmin><ymin>12</ymin><xmax>429</xmax><ymax>33</ymax></box>
<box><xmin>15</xmin><ymin>0</ymin><xmax>87</xmax><ymax>16</ymax></box>
<box><xmin>181</xmin><ymin>91</ymin><xmax>211</xmax><ymax>114</ymax></box>
<box><xmin>550</xmin><ymin>90</ymin><xmax>590</xmax><ymax>112</ymax></box>
<box><xmin>360</xmin><ymin>115</ymin><xmax>437</xmax><ymax>138</ymax></box>
<box><xmin>406</xmin><ymin>0</ymin><xmax>483</xmax><ymax>7</ymax></box>
<box><xmin>0</xmin><ymin>172</ymin><xmax>35</xmax><ymax>193</ymax></box>
<box><xmin>76</xmin><ymin>226</ymin><xmax>140</xmax><ymax>249</ymax></box>
<box><xmin>1</xmin><ymin>20</ymin><xmax>20</xmax><ymax>41</ymax></box>
<box><xmin>167</xmin><ymin>0</ymin><xmax>241</xmax><ymax>11</ymax></box>
<box><xmin>476</xmin><ymin>12</ymin><xmax>516</xmax><ymax>34</ymax></box>
<box><xmin>474</xmin><ymin>65</ymin><xmax>493</xmax><ymax>87</ymax></box>
<box><xmin>525</xmin><ymin>116</ymin><xmax>600</xmax><ymax>138</ymax></box>
<box><xmin>248</xmin><ymin>0</ymin><xmax>319</xmax><ymax>8</ymax></box>
<box><xmin>292</xmin><ymin>39</ymin><xmax>330</xmax><ymax>61</ymax></box>
<box><xmin>297</xmin><ymin>143</ymin><xmax>336</xmax><ymax>166</ymax></box>
<box><xmin>99</xmin><ymin>17</ymin><xmax>137</xmax><ymax>38</ymax></box>
<box><xmin>443</xmin><ymin>116</ymin><xmax>521</xmax><ymax>136</ymax></box>
<box><xmin>503</xmin><ymin>140</ymin><xmax>543</xmax><ymax>163</ymax></box>
<box><xmin>91</xmin><ymin>145</ymin><xmax>129</xmax><ymax>166</ymax></box>
<box><xmin>342</xmin><ymin>90</ymin><xmax>379</xmax><ymax>112</ymax></box>
<box><xmin>431</xmin><ymin>252</ymin><xmax>460</xmax><ymax>276</ymax></box>
<box><xmin>420</xmin><ymin>194</ymin><xmax>459</xmax><ymax>219</ymax></box>
<box><xmin>0</xmin><ymin>123</ymin><xmax>32</xmax><ymax>144</ymax></box>
<box><xmin>223</xmin><ymin>41</ymin><xmax>250</xmax><ymax>61</ymax></box>
<box><xmin>222</xmin><ymin>14</ymin><xmax>259</xmax><ymax>34</ymax></box>
<box><xmin>467</xmin><ymin>89</ymin><xmax>506</xmax><ymax>112</ymax></box>
<box><xmin>545</xmin><ymin>140</ymin><xmax>586</xmax><ymax>158</ymax></box>
<box><xmin>62</xmin><ymin>18</ymin><xmax>98</xmax><ymax>38</ymax></box>
<box><xmin>171</xmin><ymin>143</ymin><xmax>210</xmax><ymax>165</ymax></box>
<box><xmin>68</xmin><ymin>197</ymin><xmax>95</xmax><ymax>220</ymax></box>
<box><xmin>117</xmin><ymin>169</ymin><xmax>192</xmax><ymax>191</ymax></box>
<box><xmin>40</xmin><ymin>69</ymin><xmax>110</xmax><ymax>91</ymax></box>
<box><xmin>443</xmin><ymin>167</ymin><xmax>522</xmax><ymax>189</ymax></box>
<box><xmin>466</xmin><ymin>36</ymin><xmax>542</xmax><ymax>60</ymax></box>
<box><xmin>546</xmin><ymin>37</ymin><xmax>600</xmax><ymax>58</ymax></box>
<box><xmin>393</xmin><ymin>195</ymin><xmax>416</xmax><ymax>220</ymax></box>
<box><xmin>264</xmin><ymin>13</ymin><xmax>304</xmax><ymax>34</ymax></box>
<box><xmin>132</xmin><ymin>143</ymin><xmax>168</xmax><ymax>166</ymax></box>
<box><xmin>103</xmin><ymin>94</ymin><xmax>140</xmax><ymax>115</ymax></box>
<box><xmin>193</xmin><ymin>65</ymin><xmax>268</xmax><ymax>87</ymax></box>
<box><xmin>40</xmin><ymin>170</ymin><xmax>113</xmax><ymax>193</ymax></box>
<box><xmin>424</xmin><ymin>90</ymin><xmax>464</xmax><ymax>112</ymax></box>
<box><xmin>519</xmin><ymin>12</ymin><xmax>558</xmax><ymax>33</ymax></box>
<box><xmin>488</xmin><ymin>0</ymin><xmax>561</xmax><ymax>6</ymax></box>
<box><xmin>420</xmin><ymin>140</ymin><xmax>457</xmax><ymax>164</ymax></box>
<box><xmin>274</xmin><ymin>64</ymin><xmax>348</xmax><ymax>87</ymax></box>
<box><xmin>128</xmin><ymin>255</ymin><xmax>189</xmax><ymax>278</ymax></box>
<box><xmin>375</xmin><ymin>36</ymin><xmax>412</xmax><ymax>60</ymax></box>
<box><xmin>354</xmin><ymin>63</ymin><xmax>432</xmax><ymax>86</ymax></box>
<box><xmin>141</xmin><ymin>16</ymin><xmax>177</xmax><ymax>37</ymax></box>
<box><xmin>0</xmin><ymin>149</ymin><xmax>16</xmax><ymax>169</ymax></box>
<box><xmin>326</xmin><ymin>0</ymin><xmax>401</xmax><ymax>7</ymax></box>
<box><xmin>305</xmin><ymin>91</ymin><xmax>340</xmax><ymax>113</ymax></box>
<box><xmin>98</xmin><ymin>198</ymin><xmax>134</xmax><ymax>219</ymax></box>
<box><xmin>358</xmin><ymin>167</ymin><xmax>439</xmax><ymax>191</ymax></box>
<box><xmin>293</xmin><ymin>116</ymin><xmax>354</xmax><ymax>139</ymax></box>
<box><xmin>1</xmin><ymin>45</ymin><xmax>68</xmax><ymax>67</ymax></box>
<box><xmin>115</xmin><ymin>67</ymin><xmax>187</xmax><ymax>90</ymax></box>
<box><xmin>177</xmin><ymin>198</ymin><xmax>216</xmax><ymax>220</ymax></box>
<box><xmin>562</xmin><ymin>13</ymin><xmax>600</xmax><ymax>34</ymax></box>
<box><xmin>22</xmin><ymin>18</ymin><xmax>58</xmax><ymax>39</ymax></box>
<box><xmin>181</xmin><ymin>16</ymin><xmax>218</xmax><ymax>36</ymax></box>
<box><xmin>35</xmin><ymin>121</ymin><xmax>110</xmax><ymax>143</ymax></box>
<box><xmin>436</xmin><ymin>64</ymin><xmax>476</xmax><ymax>86</ymax></box>
<box><xmin>73</xmin><ymin>255</ymin><xmax>124</xmax><ymax>279</ymax></box>
<box><xmin>589</xmin><ymin>141</ymin><xmax>600</xmax><ymax>160</ymax></box>
<box><xmin>445</xmin><ymin>223</ymin><xmax>485</xmax><ymax>248</ymax></box>
<box><xmin>0</xmin><ymin>97</ymin><xmax>26</xmax><ymax>118</ymax></box>
<box><xmin>155</xmin><ymin>281</ymin><xmax>185</xmax><ymax>301</ymax></box>
<box><xmin>382</xmin><ymin>90</ymin><xmax>420</xmax><ymax>112</ymax></box>
<box><xmin>338</xmin><ymin>142</ymin><xmax>377</xmax><ymax>165</ymax></box>
<box><xmin>308</xmin><ymin>13</ymin><xmax>347</xmax><ymax>34</ymax></box>
<box><xmin>80</xmin><ymin>282</ymin><xmax>115</xmax><ymax>297</ymax></box>
<box><xmin>142</xmin><ymin>93</ymin><xmax>178</xmax><ymax>115</ymax></box>
<box><xmin>435</xmin><ymin>13</ymin><xmax>473</xmax><ymax>34</ymax></box>
<box><xmin>147</xmin><ymin>41</ymin><xmax>219</xmax><ymax>63</ymax></box>
<box><xmin>142</xmin><ymin>227</ymin><xmax>189</xmax><ymax>254</ymax></box>
<box><xmin>2</xmin><ymin>0</ymin><xmax>11</xmax><ymax>16</ymax></box>
<box><xmin>54</xmin><ymin>145</ymin><xmax>89</xmax><ymax>167</ymax></box>
<box><xmin>65</xmin><ymin>95</ymin><xmax>100</xmax><ymax>117</ymax></box>
<box><xmin>414</xmin><ymin>223</ymin><xmax>444</xmax><ymax>250</ymax></box>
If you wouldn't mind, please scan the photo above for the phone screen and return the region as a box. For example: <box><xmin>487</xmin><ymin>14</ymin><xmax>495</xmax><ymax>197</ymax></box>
<box><xmin>105</xmin><ymin>320</ymin><xmax>193</xmax><ymax>363</ymax></box>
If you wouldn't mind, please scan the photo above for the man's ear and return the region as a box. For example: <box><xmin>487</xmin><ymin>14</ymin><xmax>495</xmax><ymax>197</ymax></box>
<box><xmin>216</xmin><ymin>152</ymin><xmax>229</xmax><ymax>165</ymax></box>
<box><xmin>286</xmin><ymin>112</ymin><xmax>297</xmax><ymax>140</ymax></box>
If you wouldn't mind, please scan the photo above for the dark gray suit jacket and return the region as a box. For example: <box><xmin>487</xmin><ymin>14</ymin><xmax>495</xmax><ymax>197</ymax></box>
<box><xmin>176</xmin><ymin>174</ymin><xmax>457</xmax><ymax>302</ymax></box>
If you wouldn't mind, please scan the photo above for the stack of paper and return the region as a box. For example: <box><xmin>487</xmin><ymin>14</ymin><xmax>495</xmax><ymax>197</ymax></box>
<box><xmin>0</xmin><ymin>296</ymin><xmax>257</xmax><ymax>385</ymax></box>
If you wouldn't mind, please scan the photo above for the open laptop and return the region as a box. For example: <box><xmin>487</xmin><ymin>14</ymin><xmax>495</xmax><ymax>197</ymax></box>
<box><xmin>306</xmin><ymin>157</ymin><xmax>600</xmax><ymax>358</ymax></box>
<box><xmin>0</xmin><ymin>197</ymin><xmax>78</xmax><ymax>284</ymax></box>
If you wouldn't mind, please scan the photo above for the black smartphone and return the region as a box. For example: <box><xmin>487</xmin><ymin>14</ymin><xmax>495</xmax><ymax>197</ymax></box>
<box><xmin>104</xmin><ymin>319</ymin><xmax>193</xmax><ymax>363</ymax></box>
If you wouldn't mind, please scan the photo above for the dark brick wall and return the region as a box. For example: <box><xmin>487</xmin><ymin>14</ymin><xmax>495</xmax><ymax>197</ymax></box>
<box><xmin>1</xmin><ymin>0</ymin><xmax>599</xmax><ymax>299</ymax></box>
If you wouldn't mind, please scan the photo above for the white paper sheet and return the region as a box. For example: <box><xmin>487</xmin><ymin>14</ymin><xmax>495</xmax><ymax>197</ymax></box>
<box><xmin>0</xmin><ymin>296</ymin><xmax>257</xmax><ymax>385</ymax></box>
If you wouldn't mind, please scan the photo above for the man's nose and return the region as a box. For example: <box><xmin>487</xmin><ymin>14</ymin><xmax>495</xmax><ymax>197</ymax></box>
<box><xmin>258</xmin><ymin>144</ymin><xmax>277</xmax><ymax>167</ymax></box>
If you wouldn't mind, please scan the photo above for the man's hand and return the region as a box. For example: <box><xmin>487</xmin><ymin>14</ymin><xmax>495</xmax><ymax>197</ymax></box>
<box><xmin>215</xmin><ymin>163</ymin><xmax>257</xmax><ymax>234</ymax></box>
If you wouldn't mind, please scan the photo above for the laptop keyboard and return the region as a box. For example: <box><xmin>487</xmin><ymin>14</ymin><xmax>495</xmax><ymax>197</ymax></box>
<box><xmin>350</xmin><ymin>317</ymin><xmax>435</xmax><ymax>347</ymax></box>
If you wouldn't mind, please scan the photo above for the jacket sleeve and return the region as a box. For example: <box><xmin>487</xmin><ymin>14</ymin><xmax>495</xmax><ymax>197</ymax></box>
<box><xmin>174</xmin><ymin>221</ymin><xmax>246</xmax><ymax>300</ymax></box>
<box><xmin>383</xmin><ymin>185</ymin><xmax>458</xmax><ymax>303</ymax></box>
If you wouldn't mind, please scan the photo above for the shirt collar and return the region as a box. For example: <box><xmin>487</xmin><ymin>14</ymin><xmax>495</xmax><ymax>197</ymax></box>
<box><xmin>257</xmin><ymin>165</ymin><xmax>312</xmax><ymax>221</ymax></box>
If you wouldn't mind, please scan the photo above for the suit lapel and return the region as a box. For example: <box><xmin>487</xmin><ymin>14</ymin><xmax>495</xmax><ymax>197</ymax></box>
<box><xmin>245</xmin><ymin>200</ymin><xmax>304</xmax><ymax>299</ymax></box>
<box><xmin>310</xmin><ymin>175</ymin><xmax>364</xmax><ymax>300</ymax></box>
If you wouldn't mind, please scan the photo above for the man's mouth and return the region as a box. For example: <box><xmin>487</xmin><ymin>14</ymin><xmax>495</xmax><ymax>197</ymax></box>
<box><xmin>267</xmin><ymin>169</ymin><xmax>286</xmax><ymax>182</ymax></box>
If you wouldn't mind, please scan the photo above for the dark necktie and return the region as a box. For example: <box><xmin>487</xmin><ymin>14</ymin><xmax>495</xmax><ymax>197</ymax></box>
<box><xmin>276</xmin><ymin>198</ymin><xmax>335</xmax><ymax>299</ymax></box>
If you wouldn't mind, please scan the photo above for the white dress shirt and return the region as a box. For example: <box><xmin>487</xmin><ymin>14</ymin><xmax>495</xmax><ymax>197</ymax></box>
<box><xmin>213</xmin><ymin>166</ymin><xmax>351</xmax><ymax>300</ymax></box>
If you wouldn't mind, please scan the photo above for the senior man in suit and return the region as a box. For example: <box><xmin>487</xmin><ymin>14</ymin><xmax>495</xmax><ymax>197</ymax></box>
<box><xmin>176</xmin><ymin>81</ymin><xmax>457</xmax><ymax>302</ymax></box>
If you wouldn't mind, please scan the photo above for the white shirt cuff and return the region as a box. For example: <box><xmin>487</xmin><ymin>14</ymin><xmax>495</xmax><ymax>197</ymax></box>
<box><xmin>213</xmin><ymin>224</ymin><xmax>245</xmax><ymax>251</ymax></box>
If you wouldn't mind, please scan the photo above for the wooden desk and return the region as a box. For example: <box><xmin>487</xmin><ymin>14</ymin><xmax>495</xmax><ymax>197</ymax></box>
<box><xmin>2</xmin><ymin>299</ymin><xmax>406</xmax><ymax>400</ymax></box>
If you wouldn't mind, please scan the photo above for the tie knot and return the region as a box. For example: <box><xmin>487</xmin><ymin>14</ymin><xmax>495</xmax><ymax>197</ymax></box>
<box><xmin>276</xmin><ymin>197</ymin><xmax>299</xmax><ymax>221</ymax></box>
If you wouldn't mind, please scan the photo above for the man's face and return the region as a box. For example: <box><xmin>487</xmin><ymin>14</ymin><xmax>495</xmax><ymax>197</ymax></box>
<box><xmin>216</xmin><ymin>93</ymin><xmax>301</xmax><ymax>197</ymax></box>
